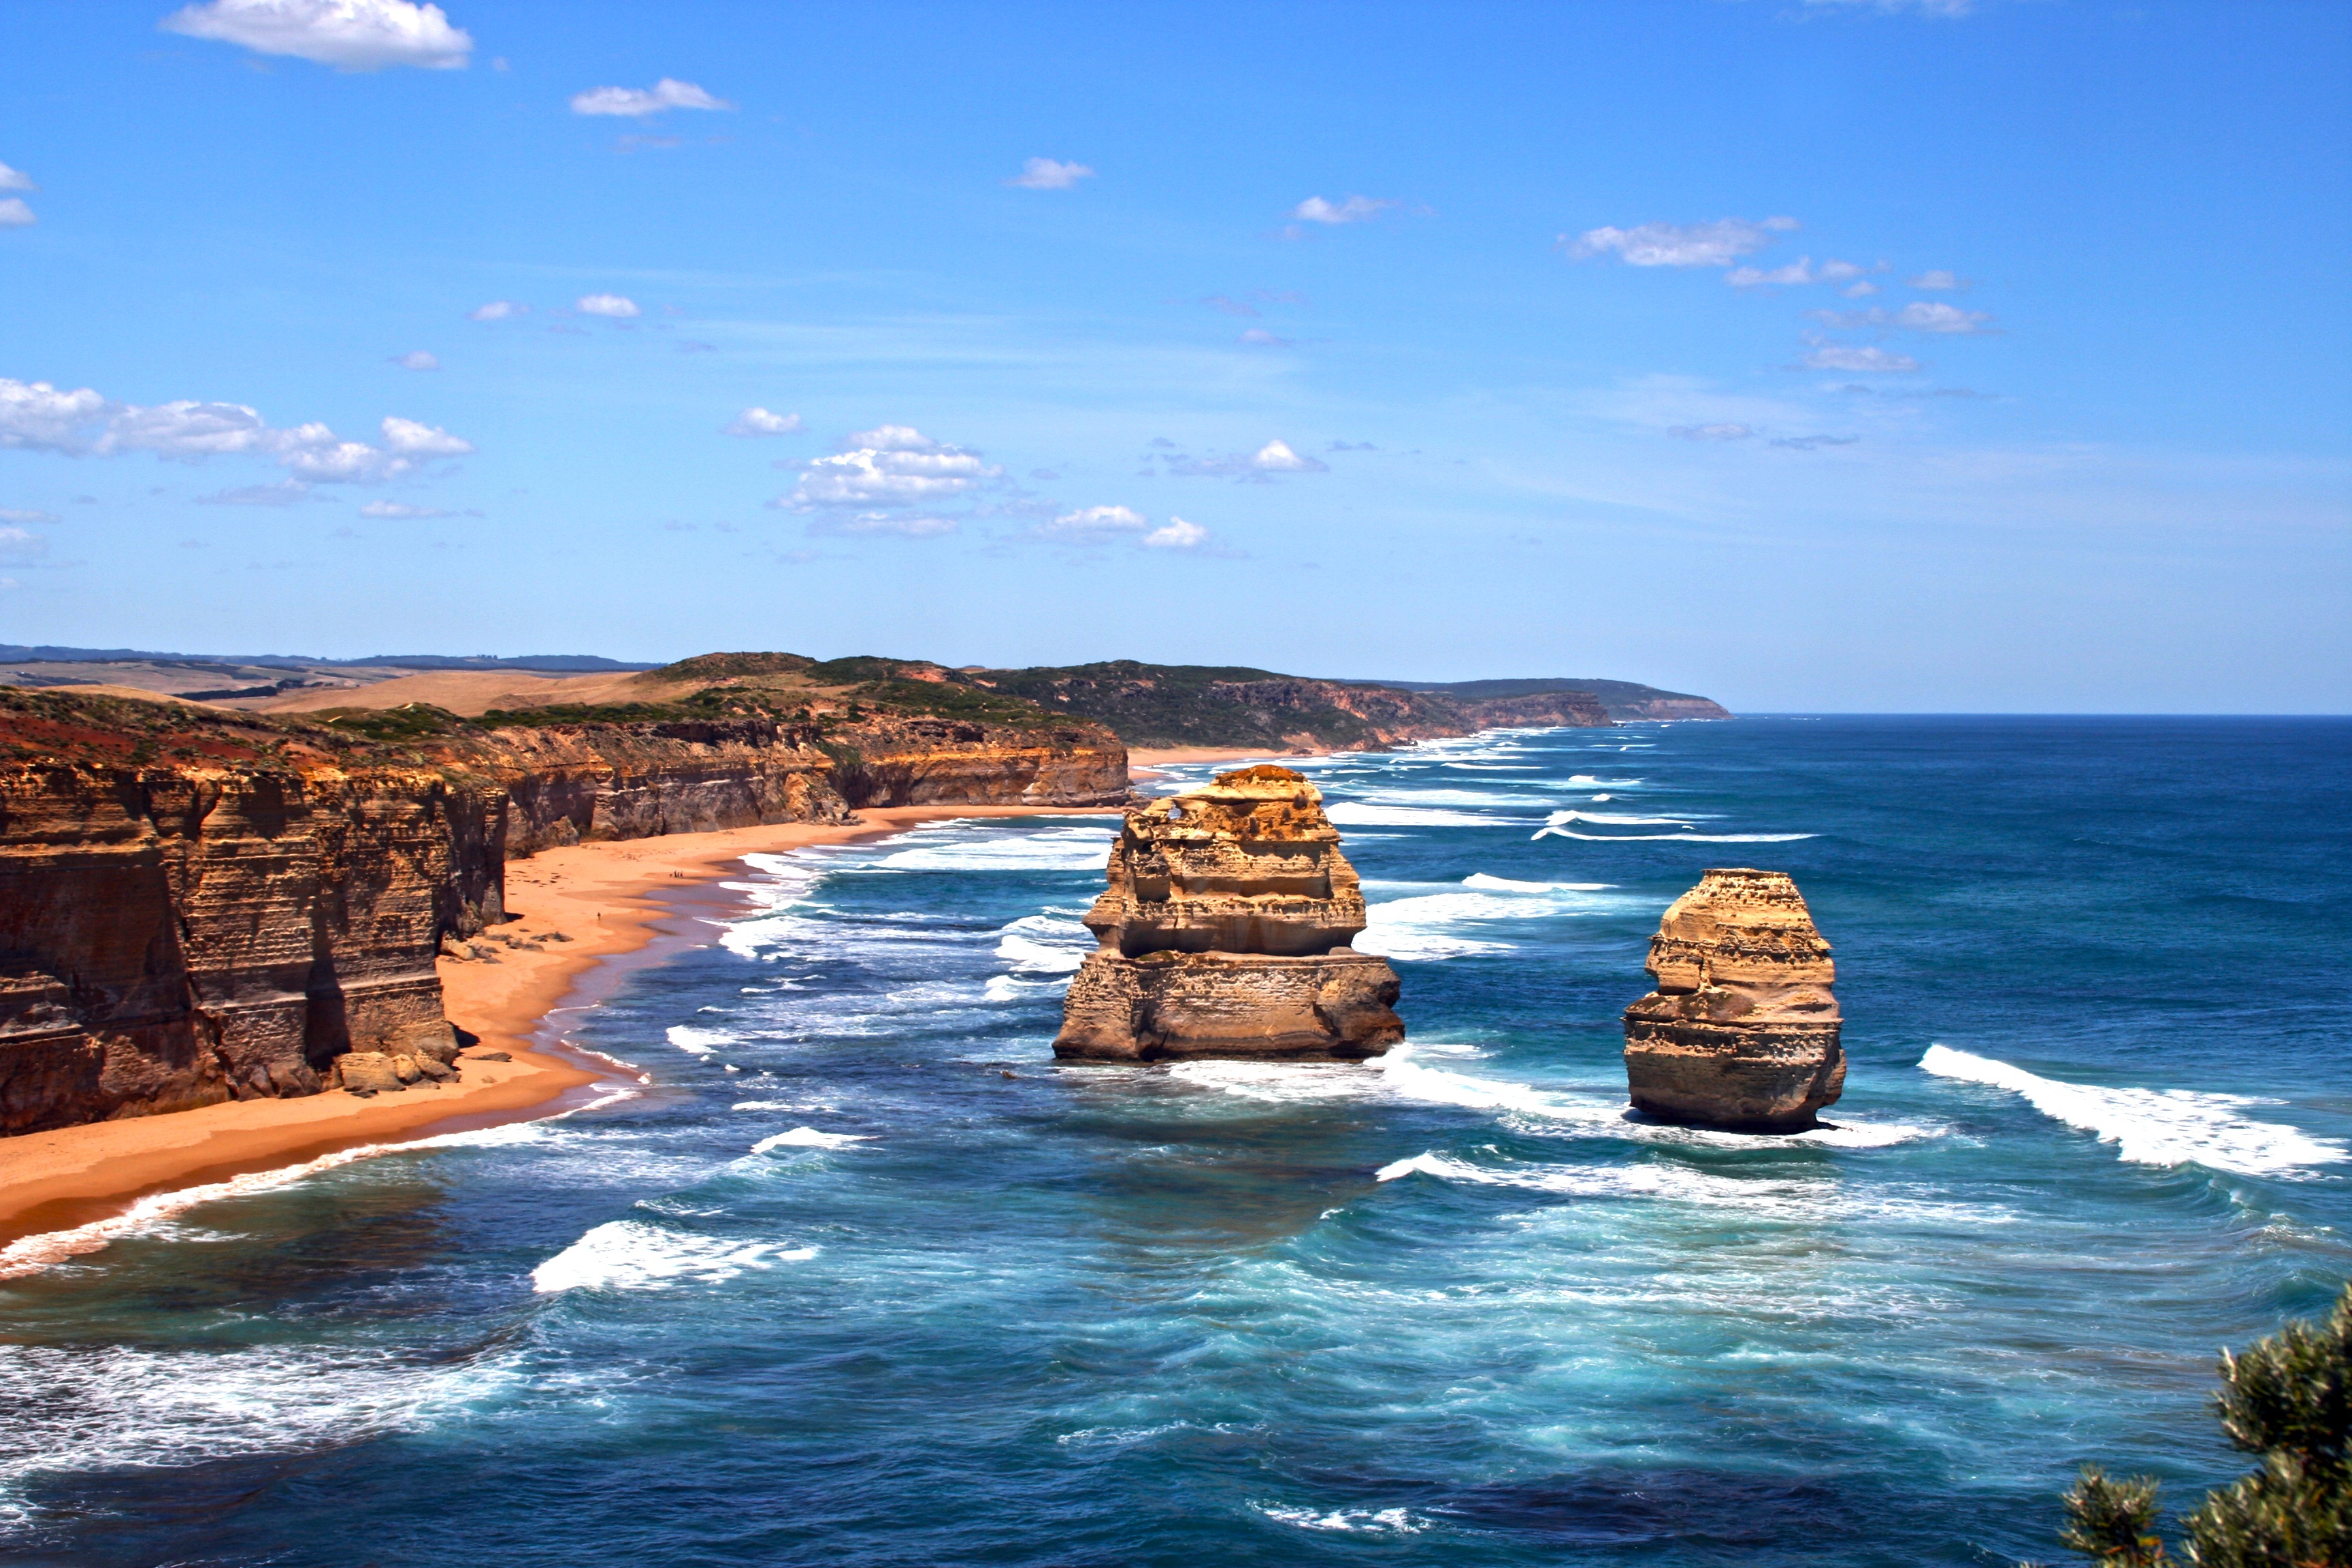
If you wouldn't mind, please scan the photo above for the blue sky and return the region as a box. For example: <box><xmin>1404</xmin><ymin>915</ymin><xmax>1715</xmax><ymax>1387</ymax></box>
<box><xmin>2</xmin><ymin>0</ymin><xmax>2346</xmax><ymax>710</ymax></box>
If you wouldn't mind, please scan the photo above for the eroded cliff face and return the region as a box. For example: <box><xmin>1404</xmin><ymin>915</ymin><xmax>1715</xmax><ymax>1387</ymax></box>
<box><xmin>0</xmin><ymin>753</ymin><xmax>504</xmax><ymax>1134</ymax></box>
<box><xmin>1455</xmin><ymin>691</ymin><xmax>1612</xmax><ymax>729</ymax></box>
<box><xmin>1055</xmin><ymin>765</ymin><xmax>1403</xmax><ymax>1062</ymax></box>
<box><xmin>1</xmin><ymin>689</ymin><xmax>1128</xmax><ymax>1134</ymax></box>
<box><xmin>1622</xmin><ymin>868</ymin><xmax>1844</xmax><ymax>1132</ymax></box>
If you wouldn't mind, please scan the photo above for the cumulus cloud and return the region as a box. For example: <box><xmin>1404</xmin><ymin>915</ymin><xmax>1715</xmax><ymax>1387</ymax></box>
<box><xmin>575</xmin><ymin>293</ymin><xmax>640</xmax><ymax>318</ymax></box>
<box><xmin>1565</xmin><ymin>216</ymin><xmax>1799</xmax><ymax>267</ymax></box>
<box><xmin>1799</xmin><ymin>344</ymin><xmax>1921</xmax><ymax>372</ymax></box>
<box><xmin>390</xmin><ymin>350</ymin><xmax>440</xmax><ymax>370</ymax></box>
<box><xmin>1141</xmin><ymin>517</ymin><xmax>1207</xmax><ymax>549</ymax></box>
<box><xmin>570</xmin><ymin>79</ymin><xmax>734</xmax><ymax>117</ymax></box>
<box><xmin>1164</xmin><ymin>438</ymin><xmax>1330</xmax><ymax>480</ymax></box>
<box><xmin>467</xmin><ymin>299</ymin><xmax>524</xmax><ymax>321</ymax></box>
<box><xmin>1036</xmin><ymin>505</ymin><xmax>1149</xmax><ymax>544</ymax></box>
<box><xmin>160</xmin><ymin>0</ymin><xmax>473</xmax><ymax>71</ymax></box>
<box><xmin>779</xmin><ymin>426</ymin><xmax>1000</xmax><ymax>510</ymax></box>
<box><xmin>725</xmin><ymin>406</ymin><xmax>801</xmax><ymax>436</ymax></box>
<box><xmin>0</xmin><ymin>376</ymin><xmax>473</xmax><ymax>482</ymax></box>
<box><xmin>0</xmin><ymin>163</ymin><xmax>33</xmax><ymax>193</ymax></box>
<box><xmin>1006</xmin><ymin>157</ymin><xmax>1094</xmax><ymax>190</ymax></box>
<box><xmin>1909</xmin><ymin>270</ymin><xmax>1965</xmax><ymax>290</ymax></box>
<box><xmin>1291</xmin><ymin>195</ymin><xmax>1396</xmax><ymax>225</ymax></box>
<box><xmin>1669</xmin><ymin>423</ymin><xmax>1754</xmax><ymax>441</ymax></box>
<box><xmin>0</xmin><ymin>199</ymin><xmax>33</xmax><ymax>227</ymax></box>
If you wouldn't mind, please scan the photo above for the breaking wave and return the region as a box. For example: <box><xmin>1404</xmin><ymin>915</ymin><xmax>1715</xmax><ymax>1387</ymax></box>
<box><xmin>749</xmin><ymin>1127</ymin><xmax>874</xmax><ymax>1154</ymax></box>
<box><xmin>531</xmin><ymin>1220</ymin><xmax>815</xmax><ymax>1294</ymax></box>
<box><xmin>1919</xmin><ymin>1045</ymin><xmax>2348</xmax><ymax>1178</ymax></box>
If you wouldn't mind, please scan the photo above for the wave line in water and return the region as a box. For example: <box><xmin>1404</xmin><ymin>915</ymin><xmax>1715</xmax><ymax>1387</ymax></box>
<box><xmin>0</xmin><ymin>1088</ymin><xmax>640</xmax><ymax>1280</ymax></box>
<box><xmin>1918</xmin><ymin>1044</ymin><xmax>2348</xmax><ymax>1178</ymax></box>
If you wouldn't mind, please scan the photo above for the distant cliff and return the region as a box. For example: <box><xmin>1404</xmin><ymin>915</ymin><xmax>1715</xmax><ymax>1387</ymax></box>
<box><xmin>968</xmin><ymin>662</ymin><xmax>1613</xmax><ymax>749</ymax></box>
<box><xmin>0</xmin><ymin>678</ymin><xmax>1124</xmax><ymax>1134</ymax></box>
<box><xmin>1363</xmin><ymin>677</ymin><xmax>1732</xmax><ymax>721</ymax></box>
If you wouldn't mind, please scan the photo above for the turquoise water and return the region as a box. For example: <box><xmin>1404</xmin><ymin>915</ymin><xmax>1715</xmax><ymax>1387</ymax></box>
<box><xmin>3</xmin><ymin>716</ymin><xmax>2348</xmax><ymax>1566</ymax></box>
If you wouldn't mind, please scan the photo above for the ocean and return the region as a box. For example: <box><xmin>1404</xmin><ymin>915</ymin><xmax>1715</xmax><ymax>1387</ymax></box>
<box><xmin>3</xmin><ymin>715</ymin><xmax>2347</xmax><ymax>1567</ymax></box>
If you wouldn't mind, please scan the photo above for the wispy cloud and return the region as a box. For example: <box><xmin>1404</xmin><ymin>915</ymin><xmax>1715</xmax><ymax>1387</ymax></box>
<box><xmin>1799</xmin><ymin>343</ymin><xmax>1921</xmax><ymax>372</ymax></box>
<box><xmin>197</xmin><ymin>479</ymin><xmax>314</xmax><ymax>505</ymax></box>
<box><xmin>725</xmin><ymin>406</ymin><xmax>802</xmax><ymax>436</ymax></box>
<box><xmin>1725</xmin><ymin>255</ymin><xmax>1876</xmax><ymax>289</ymax></box>
<box><xmin>1291</xmin><ymin>195</ymin><xmax>1398</xmax><ymax>225</ymax></box>
<box><xmin>0</xmin><ymin>507</ymin><xmax>59</xmax><ymax>524</ymax></box>
<box><xmin>1006</xmin><ymin>157</ymin><xmax>1094</xmax><ymax>190</ymax></box>
<box><xmin>1771</xmin><ymin>434</ymin><xmax>1862</xmax><ymax>451</ymax></box>
<box><xmin>810</xmin><ymin>512</ymin><xmax>958</xmax><ymax>538</ymax></box>
<box><xmin>1669</xmin><ymin>423</ymin><xmax>1755</xmax><ymax>440</ymax></box>
<box><xmin>1908</xmin><ymin>269</ymin><xmax>1967</xmax><ymax>290</ymax></box>
<box><xmin>1164</xmin><ymin>438</ymin><xmax>1328</xmax><ymax>480</ymax></box>
<box><xmin>1565</xmin><ymin>216</ymin><xmax>1799</xmax><ymax>267</ymax></box>
<box><xmin>467</xmin><ymin>299</ymin><xmax>525</xmax><ymax>321</ymax></box>
<box><xmin>389</xmin><ymin>350</ymin><xmax>440</xmax><ymax>370</ymax></box>
<box><xmin>358</xmin><ymin>499</ymin><xmax>466</xmax><ymax>519</ymax></box>
<box><xmin>1237</xmin><ymin>328</ymin><xmax>1291</xmax><ymax>347</ymax></box>
<box><xmin>0</xmin><ymin>199</ymin><xmax>33</xmax><ymax>228</ymax></box>
<box><xmin>1806</xmin><ymin>301</ymin><xmax>1995</xmax><ymax>333</ymax></box>
<box><xmin>161</xmin><ymin>0</ymin><xmax>473</xmax><ymax>71</ymax></box>
<box><xmin>575</xmin><ymin>293</ymin><xmax>640</xmax><ymax>318</ymax></box>
<box><xmin>0</xmin><ymin>163</ymin><xmax>34</xmax><ymax>193</ymax></box>
<box><xmin>1800</xmin><ymin>0</ymin><xmax>1976</xmax><ymax>16</ymax></box>
<box><xmin>570</xmin><ymin>79</ymin><xmax>734</xmax><ymax>117</ymax></box>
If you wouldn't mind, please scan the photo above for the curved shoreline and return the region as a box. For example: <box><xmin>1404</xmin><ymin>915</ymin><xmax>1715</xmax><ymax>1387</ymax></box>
<box><xmin>0</xmin><ymin>804</ymin><xmax>1117</xmax><ymax>1260</ymax></box>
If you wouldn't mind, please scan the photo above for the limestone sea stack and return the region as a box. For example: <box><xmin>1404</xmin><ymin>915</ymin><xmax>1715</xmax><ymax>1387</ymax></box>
<box><xmin>1053</xmin><ymin>766</ymin><xmax>1404</xmax><ymax>1062</ymax></box>
<box><xmin>1622</xmin><ymin>868</ymin><xmax>1844</xmax><ymax>1132</ymax></box>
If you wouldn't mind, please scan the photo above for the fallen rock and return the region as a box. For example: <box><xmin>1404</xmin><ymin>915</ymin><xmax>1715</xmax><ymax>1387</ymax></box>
<box><xmin>1054</xmin><ymin>765</ymin><xmax>1403</xmax><ymax>1061</ymax></box>
<box><xmin>468</xmin><ymin>1050</ymin><xmax>511</xmax><ymax>1063</ymax></box>
<box><xmin>336</xmin><ymin>1052</ymin><xmax>407</xmax><ymax>1094</ymax></box>
<box><xmin>1622</xmin><ymin>867</ymin><xmax>1844</xmax><ymax>1132</ymax></box>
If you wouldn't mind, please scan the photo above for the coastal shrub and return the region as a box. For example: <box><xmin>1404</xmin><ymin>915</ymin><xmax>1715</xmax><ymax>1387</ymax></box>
<box><xmin>315</xmin><ymin>703</ymin><xmax>471</xmax><ymax>741</ymax></box>
<box><xmin>2046</xmin><ymin>1284</ymin><xmax>2350</xmax><ymax>1566</ymax></box>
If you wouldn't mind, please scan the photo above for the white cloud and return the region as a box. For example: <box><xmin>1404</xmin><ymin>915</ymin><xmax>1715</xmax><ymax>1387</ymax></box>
<box><xmin>390</xmin><ymin>350</ymin><xmax>440</xmax><ymax>370</ymax></box>
<box><xmin>1237</xmin><ymin>327</ymin><xmax>1290</xmax><ymax>346</ymax></box>
<box><xmin>1895</xmin><ymin>301</ymin><xmax>1994</xmax><ymax>333</ymax></box>
<box><xmin>0</xmin><ymin>524</ymin><xmax>48</xmax><ymax>557</ymax></box>
<box><xmin>569</xmin><ymin>78</ymin><xmax>733</xmax><ymax>117</ymax></box>
<box><xmin>1843</xmin><ymin>280</ymin><xmax>1880</xmax><ymax>298</ymax></box>
<box><xmin>1669</xmin><ymin>423</ymin><xmax>1754</xmax><ymax>440</ymax></box>
<box><xmin>1800</xmin><ymin>344</ymin><xmax>1921</xmax><ymax>373</ymax></box>
<box><xmin>197</xmin><ymin>479</ymin><xmax>313</xmax><ymax>505</ymax></box>
<box><xmin>1817</xmin><ymin>259</ymin><xmax>1867</xmax><ymax>281</ymax></box>
<box><xmin>1164</xmin><ymin>437</ymin><xmax>1331</xmax><ymax>480</ymax></box>
<box><xmin>0</xmin><ymin>377</ymin><xmax>472</xmax><ymax>482</ymax></box>
<box><xmin>161</xmin><ymin>0</ymin><xmax>473</xmax><ymax>71</ymax></box>
<box><xmin>725</xmin><ymin>406</ymin><xmax>802</xmax><ymax>436</ymax></box>
<box><xmin>1141</xmin><ymin>517</ymin><xmax>1208</xmax><ymax>549</ymax></box>
<box><xmin>467</xmin><ymin>299</ymin><xmax>524</xmax><ymax>321</ymax></box>
<box><xmin>1039</xmin><ymin>504</ymin><xmax>1150</xmax><ymax>544</ymax></box>
<box><xmin>575</xmin><ymin>293</ymin><xmax>640</xmax><ymax>318</ymax></box>
<box><xmin>1908</xmin><ymin>270</ymin><xmax>1965</xmax><ymax>290</ymax></box>
<box><xmin>815</xmin><ymin>512</ymin><xmax>958</xmax><ymax>538</ymax></box>
<box><xmin>1802</xmin><ymin>0</ymin><xmax>1975</xmax><ymax>16</ymax></box>
<box><xmin>782</xmin><ymin>427</ymin><xmax>1000</xmax><ymax>509</ymax></box>
<box><xmin>0</xmin><ymin>163</ymin><xmax>35</xmax><ymax>193</ymax></box>
<box><xmin>1565</xmin><ymin>216</ymin><xmax>1799</xmax><ymax>267</ymax></box>
<box><xmin>1727</xmin><ymin>257</ymin><xmax>1816</xmax><ymax>288</ymax></box>
<box><xmin>1249</xmin><ymin>438</ymin><xmax>1324</xmax><ymax>472</ymax></box>
<box><xmin>0</xmin><ymin>199</ymin><xmax>33</xmax><ymax>228</ymax></box>
<box><xmin>358</xmin><ymin>499</ymin><xmax>455</xmax><ymax>518</ymax></box>
<box><xmin>1006</xmin><ymin>157</ymin><xmax>1094</xmax><ymax>190</ymax></box>
<box><xmin>1291</xmin><ymin>195</ymin><xmax>1396</xmax><ymax>225</ymax></box>
<box><xmin>0</xmin><ymin>507</ymin><xmax>59</xmax><ymax>524</ymax></box>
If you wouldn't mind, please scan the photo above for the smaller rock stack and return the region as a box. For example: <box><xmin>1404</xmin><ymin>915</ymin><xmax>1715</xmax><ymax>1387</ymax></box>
<box><xmin>1622</xmin><ymin>868</ymin><xmax>1844</xmax><ymax>1132</ymax></box>
<box><xmin>1053</xmin><ymin>765</ymin><xmax>1404</xmax><ymax>1061</ymax></box>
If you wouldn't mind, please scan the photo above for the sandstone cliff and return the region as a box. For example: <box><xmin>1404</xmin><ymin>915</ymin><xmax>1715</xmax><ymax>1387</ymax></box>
<box><xmin>1</xmin><ymin>679</ymin><xmax>1126</xmax><ymax>1134</ymax></box>
<box><xmin>1622</xmin><ymin>868</ymin><xmax>1844</xmax><ymax>1132</ymax></box>
<box><xmin>1056</xmin><ymin>766</ymin><xmax>1403</xmax><ymax>1061</ymax></box>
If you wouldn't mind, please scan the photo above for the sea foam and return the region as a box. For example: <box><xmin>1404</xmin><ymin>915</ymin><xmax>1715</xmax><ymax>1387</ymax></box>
<box><xmin>1919</xmin><ymin>1044</ymin><xmax>2349</xmax><ymax>1178</ymax></box>
<box><xmin>531</xmin><ymin>1220</ymin><xmax>815</xmax><ymax>1293</ymax></box>
<box><xmin>749</xmin><ymin>1127</ymin><xmax>874</xmax><ymax>1154</ymax></box>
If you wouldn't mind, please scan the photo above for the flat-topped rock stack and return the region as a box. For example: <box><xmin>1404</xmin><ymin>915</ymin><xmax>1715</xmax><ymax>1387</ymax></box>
<box><xmin>1054</xmin><ymin>765</ymin><xmax>1404</xmax><ymax>1062</ymax></box>
<box><xmin>1622</xmin><ymin>868</ymin><xmax>1844</xmax><ymax>1132</ymax></box>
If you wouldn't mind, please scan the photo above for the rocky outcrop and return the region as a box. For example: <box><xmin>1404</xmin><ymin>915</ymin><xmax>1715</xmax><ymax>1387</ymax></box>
<box><xmin>1622</xmin><ymin>868</ymin><xmax>1843</xmax><ymax>1132</ymax></box>
<box><xmin>1054</xmin><ymin>765</ymin><xmax>1403</xmax><ymax>1061</ymax></box>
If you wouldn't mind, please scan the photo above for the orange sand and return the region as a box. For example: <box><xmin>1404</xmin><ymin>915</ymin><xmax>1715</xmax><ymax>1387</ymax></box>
<box><xmin>0</xmin><ymin>804</ymin><xmax>1115</xmax><ymax>1251</ymax></box>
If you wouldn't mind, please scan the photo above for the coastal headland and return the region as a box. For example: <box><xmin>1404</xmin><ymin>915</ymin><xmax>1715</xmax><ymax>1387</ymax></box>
<box><xmin>0</xmin><ymin>649</ymin><xmax>1727</xmax><ymax>1264</ymax></box>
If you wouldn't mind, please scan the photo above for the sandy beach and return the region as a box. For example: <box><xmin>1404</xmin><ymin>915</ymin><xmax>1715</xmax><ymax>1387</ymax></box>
<box><xmin>0</xmin><ymin>802</ymin><xmax>1117</xmax><ymax>1260</ymax></box>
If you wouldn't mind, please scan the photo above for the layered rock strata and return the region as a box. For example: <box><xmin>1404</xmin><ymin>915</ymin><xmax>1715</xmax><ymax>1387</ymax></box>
<box><xmin>1054</xmin><ymin>766</ymin><xmax>1403</xmax><ymax>1061</ymax></box>
<box><xmin>1621</xmin><ymin>868</ymin><xmax>1844</xmax><ymax>1132</ymax></box>
<box><xmin>1</xmin><ymin>688</ymin><xmax>1128</xmax><ymax>1134</ymax></box>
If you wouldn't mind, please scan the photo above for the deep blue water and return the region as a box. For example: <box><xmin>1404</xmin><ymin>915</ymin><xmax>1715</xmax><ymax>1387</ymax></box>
<box><xmin>3</xmin><ymin>716</ymin><xmax>2349</xmax><ymax>1567</ymax></box>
